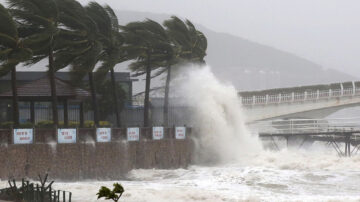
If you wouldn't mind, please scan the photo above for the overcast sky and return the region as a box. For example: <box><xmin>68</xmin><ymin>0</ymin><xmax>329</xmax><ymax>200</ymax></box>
<box><xmin>76</xmin><ymin>0</ymin><xmax>360</xmax><ymax>76</ymax></box>
<box><xmin>2</xmin><ymin>0</ymin><xmax>359</xmax><ymax>76</ymax></box>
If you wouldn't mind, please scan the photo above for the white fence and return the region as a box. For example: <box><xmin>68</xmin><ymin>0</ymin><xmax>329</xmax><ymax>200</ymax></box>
<box><xmin>241</xmin><ymin>87</ymin><xmax>360</xmax><ymax>106</ymax></box>
<box><xmin>248</xmin><ymin>117</ymin><xmax>360</xmax><ymax>135</ymax></box>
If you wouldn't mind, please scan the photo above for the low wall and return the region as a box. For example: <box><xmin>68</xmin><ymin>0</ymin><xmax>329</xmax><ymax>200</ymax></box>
<box><xmin>0</xmin><ymin>128</ymin><xmax>194</xmax><ymax>181</ymax></box>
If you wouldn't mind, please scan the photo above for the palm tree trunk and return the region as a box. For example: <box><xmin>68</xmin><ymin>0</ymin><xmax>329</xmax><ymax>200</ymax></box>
<box><xmin>143</xmin><ymin>53</ymin><xmax>151</xmax><ymax>127</ymax></box>
<box><xmin>49</xmin><ymin>39</ymin><xmax>59</xmax><ymax>127</ymax></box>
<box><xmin>10</xmin><ymin>65</ymin><xmax>19</xmax><ymax>126</ymax></box>
<box><xmin>110</xmin><ymin>68</ymin><xmax>121</xmax><ymax>127</ymax></box>
<box><xmin>163</xmin><ymin>65</ymin><xmax>171</xmax><ymax>127</ymax></box>
<box><xmin>88</xmin><ymin>72</ymin><xmax>99</xmax><ymax>126</ymax></box>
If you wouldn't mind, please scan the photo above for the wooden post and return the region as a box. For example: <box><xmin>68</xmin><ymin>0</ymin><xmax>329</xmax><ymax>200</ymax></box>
<box><xmin>64</xmin><ymin>99</ymin><xmax>68</xmax><ymax>127</ymax></box>
<box><xmin>79</xmin><ymin>102</ymin><xmax>84</xmax><ymax>128</ymax></box>
<box><xmin>30</xmin><ymin>101</ymin><xmax>35</xmax><ymax>124</ymax></box>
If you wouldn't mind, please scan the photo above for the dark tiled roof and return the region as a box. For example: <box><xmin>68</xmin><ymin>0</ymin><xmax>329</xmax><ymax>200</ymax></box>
<box><xmin>0</xmin><ymin>76</ymin><xmax>91</xmax><ymax>99</ymax></box>
<box><xmin>0</xmin><ymin>71</ymin><xmax>133</xmax><ymax>82</ymax></box>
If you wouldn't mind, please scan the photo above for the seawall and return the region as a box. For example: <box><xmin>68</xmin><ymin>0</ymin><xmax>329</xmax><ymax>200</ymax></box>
<box><xmin>0</xmin><ymin>128</ymin><xmax>194</xmax><ymax>181</ymax></box>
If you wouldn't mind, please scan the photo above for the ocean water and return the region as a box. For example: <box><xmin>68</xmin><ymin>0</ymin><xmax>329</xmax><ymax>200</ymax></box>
<box><xmin>47</xmin><ymin>149</ymin><xmax>360</xmax><ymax>202</ymax></box>
<box><xmin>1</xmin><ymin>148</ymin><xmax>360</xmax><ymax>202</ymax></box>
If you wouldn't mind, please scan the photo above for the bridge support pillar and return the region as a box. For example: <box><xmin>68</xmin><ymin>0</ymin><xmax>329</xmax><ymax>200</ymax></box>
<box><xmin>286</xmin><ymin>136</ymin><xmax>289</xmax><ymax>148</ymax></box>
<box><xmin>344</xmin><ymin>134</ymin><xmax>351</xmax><ymax>157</ymax></box>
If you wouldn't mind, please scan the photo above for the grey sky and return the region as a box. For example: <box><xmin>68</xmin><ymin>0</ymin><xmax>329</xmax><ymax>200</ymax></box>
<box><xmin>76</xmin><ymin>0</ymin><xmax>360</xmax><ymax>76</ymax></box>
<box><xmin>2</xmin><ymin>0</ymin><xmax>359</xmax><ymax>76</ymax></box>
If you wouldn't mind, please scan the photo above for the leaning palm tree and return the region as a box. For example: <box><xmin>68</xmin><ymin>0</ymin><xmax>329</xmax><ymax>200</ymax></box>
<box><xmin>7</xmin><ymin>0</ymin><xmax>61</xmax><ymax>126</ymax></box>
<box><xmin>54</xmin><ymin>0</ymin><xmax>103</xmax><ymax>126</ymax></box>
<box><xmin>0</xmin><ymin>3</ymin><xmax>32</xmax><ymax>126</ymax></box>
<box><xmin>161</xmin><ymin>16</ymin><xmax>208</xmax><ymax>126</ymax></box>
<box><xmin>87</xmin><ymin>2</ymin><xmax>127</xmax><ymax>127</ymax></box>
<box><xmin>121</xmin><ymin>20</ymin><xmax>172</xmax><ymax>127</ymax></box>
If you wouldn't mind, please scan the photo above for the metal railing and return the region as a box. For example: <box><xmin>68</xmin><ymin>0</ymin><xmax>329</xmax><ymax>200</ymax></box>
<box><xmin>248</xmin><ymin>117</ymin><xmax>360</xmax><ymax>135</ymax></box>
<box><xmin>241</xmin><ymin>86</ymin><xmax>360</xmax><ymax>106</ymax></box>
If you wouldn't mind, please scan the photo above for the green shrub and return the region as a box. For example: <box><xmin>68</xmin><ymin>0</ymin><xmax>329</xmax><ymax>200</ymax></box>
<box><xmin>0</xmin><ymin>121</ymin><xmax>14</xmax><ymax>129</ymax></box>
<box><xmin>99</xmin><ymin>121</ymin><xmax>111</xmax><ymax>127</ymax></box>
<box><xmin>68</xmin><ymin>121</ymin><xmax>80</xmax><ymax>127</ymax></box>
<box><xmin>84</xmin><ymin>120</ymin><xmax>95</xmax><ymax>128</ymax></box>
<box><xmin>97</xmin><ymin>183</ymin><xmax>124</xmax><ymax>202</ymax></box>
<box><xmin>36</xmin><ymin>120</ymin><xmax>55</xmax><ymax>128</ymax></box>
<box><xmin>32</xmin><ymin>120</ymin><xmax>111</xmax><ymax>128</ymax></box>
<box><xmin>19</xmin><ymin>122</ymin><xmax>34</xmax><ymax>128</ymax></box>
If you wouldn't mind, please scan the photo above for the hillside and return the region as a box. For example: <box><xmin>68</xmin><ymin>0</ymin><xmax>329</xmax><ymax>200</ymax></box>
<box><xmin>115</xmin><ymin>10</ymin><xmax>355</xmax><ymax>92</ymax></box>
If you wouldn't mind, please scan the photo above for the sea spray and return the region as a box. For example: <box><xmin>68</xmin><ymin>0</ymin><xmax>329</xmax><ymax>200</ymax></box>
<box><xmin>172</xmin><ymin>65</ymin><xmax>262</xmax><ymax>164</ymax></box>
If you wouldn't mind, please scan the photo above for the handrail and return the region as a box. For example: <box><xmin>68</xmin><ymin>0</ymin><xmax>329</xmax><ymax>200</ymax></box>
<box><xmin>248</xmin><ymin>117</ymin><xmax>360</xmax><ymax>135</ymax></box>
<box><xmin>241</xmin><ymin>87</ymin><xmax>359</xmax><ymax>106</ymax></box>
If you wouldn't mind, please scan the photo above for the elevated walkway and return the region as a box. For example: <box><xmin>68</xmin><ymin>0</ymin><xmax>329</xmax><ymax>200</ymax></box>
<box><xmin>240</xmin><ymin>81</ymin><xmax>360</xmax><ymax>122</ymax></box>
<box><xmin>250</xmin><ymin>117</ymin><xmax>360</xmax><ymax>156</ymax></box>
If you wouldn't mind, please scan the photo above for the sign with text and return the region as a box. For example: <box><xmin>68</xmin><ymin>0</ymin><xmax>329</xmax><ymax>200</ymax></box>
<box><xmin>57</xmin><ymin>128</ymin><xmax>77</xmax><ymax>144</ymax></box>
<box><xmin>96</xmin><ymin>128</ymin><xmax>111</xmax><ymax>142</ymax></box>
<box><xmin>175</xmin><ymin>127</ymin><xmax>186</xmax><ymax>139</ymax></box>
<box><xmin>13</xmin><ymin>129</ymin><xmax>33</xmax><ymax>144</ymax></box>
<box><xmin>152</xmin><ymin>127</ymin><xmax>164</xmax><ymax>140</ymax></box>
<box><xmin>127</xmin><ymin>128</ymin><xmax>139</xmax><ymax>141</ymax></box>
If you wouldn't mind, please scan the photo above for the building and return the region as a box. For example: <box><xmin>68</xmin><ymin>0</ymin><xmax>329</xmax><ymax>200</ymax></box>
<box><xmin>0</xmin><ymin>71</ymin><xmax>136</xmax><ymax>124</ymax></box>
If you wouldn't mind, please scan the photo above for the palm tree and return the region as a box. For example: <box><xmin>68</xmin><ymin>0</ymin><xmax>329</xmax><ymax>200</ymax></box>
<box><xmin>0</xmin><ymin>3</ymin><xmax>32</xmax><ymax>126</ymax></box>
<box><xmin>121</xmin><ymin>20</ymin><xmax>172</xmax><ymax>127</ymax></box>
<box><xmin>7</xmin><ymin>0</ymin><xmax>61</xmax><ymax>126</ymax></box>
<box><xmin>87</xmin><ymin>2</ymin><xmax>127</xmax><ymax>127</ymax></box>
<box><xmin>54</xmin><ymin>0</ymin><xmax>103</xmax><ymax>126</ymax></box>
<box><xmin>162</xmin><ymin>16</ymin><xmax>208</xmax><ymax>126</ymax></box>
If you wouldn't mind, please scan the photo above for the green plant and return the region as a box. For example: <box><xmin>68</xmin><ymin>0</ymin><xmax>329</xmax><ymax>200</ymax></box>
<box><xmin>36</xmin><ymin>121</ymin><xmax>55</xmax><ymax>128</ymax></box>
<box><xmin>97</xmin><ymin>183</ymin><xmax>124</xmax><ymax>202</ymax></box>
<box><xmin>18</xmin><ymin>122</ymin><xmax>34</xmax><ymax>128</ymax></box>
<box><xmin>68</xmin><ymin>121</ymin><xmax>80</xmax><ymax>127</ymax></box>
<box><xmin>84</xmin><ymin>120</ymin><xmax>95</xmax><ymax>128</ymax></box>
<box><xmin>0</xmin><ymin>121</ymin><xmax>14</xmax><ymax>129</ymax></box>
<box><xmin>99</xmin><ymin>121</ymin><xmax>111</xmax><ymax>127</ymax></box>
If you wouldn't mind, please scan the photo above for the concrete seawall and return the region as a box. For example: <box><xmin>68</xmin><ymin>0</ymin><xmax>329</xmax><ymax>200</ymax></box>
<box><xmin>0</xmin><ymin>128</ymin><xmax>194</xmax><ymax>181</ymax></box>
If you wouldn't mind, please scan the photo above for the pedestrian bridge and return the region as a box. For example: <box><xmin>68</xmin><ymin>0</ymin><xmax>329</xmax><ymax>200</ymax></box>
<box><xmin>240</xmin><ymin>81</ymin><xmax>360</xmax><ymax>122</ymax></box>
<box><xmin>248</xmin><ymin>117</ymin><xmax>360</xmax><ymax>156</ymax></box>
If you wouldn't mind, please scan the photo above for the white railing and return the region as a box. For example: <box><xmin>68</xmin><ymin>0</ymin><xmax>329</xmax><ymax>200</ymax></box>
<box><xmin>241</xmin><ymin>87</ymin><xmax>359</xmax><ymax>106</ymax></box>
<box><xmin>248</xmin><ymin>117</ymin><xmax>360</xmax><ymax>135</ymax></box>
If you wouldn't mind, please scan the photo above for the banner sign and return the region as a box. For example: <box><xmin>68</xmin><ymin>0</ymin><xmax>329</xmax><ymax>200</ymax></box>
<box><xmin>175</xmin><ymin>127</ymin><xmax>186</xmax><ymax>139</ymax></box>
<box><xmin>127</xmin><ymin>128</ymin><xmax>140</xmax><ymax>141</ymax></box>
<box><xmin>152</xmin><ymin>127</ymin><xmax>164</xmax><ymax>140</ymax></box>
<box><xmin>13</xmin><ymin>129</ymin><xmax>33</xmax><ymax>144</ymax></box>
<box><xmin>57</xmin><ymin>128</ymin><xmax>77</xmax><ymax>144</ymax></box>
<box><xmin>96</xmin><ymin>128</ymin><xmax>111</xmax><ymax>142</ymax></box>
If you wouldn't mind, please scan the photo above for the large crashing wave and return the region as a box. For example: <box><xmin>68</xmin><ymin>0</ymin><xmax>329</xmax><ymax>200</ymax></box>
<box><xmin>172</xmin><ymin>65</ymin><xmax>262</xmax><ymax>164</ymax></box>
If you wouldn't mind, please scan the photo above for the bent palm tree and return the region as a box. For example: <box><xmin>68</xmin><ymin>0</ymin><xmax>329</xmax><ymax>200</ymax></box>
<box><xmin>0</xmin><ymin>3</ymin><xmax>32</xmax><ymax>126</ymax></box>
<box><xmin>7</xmin><ymin>0</ymin><xmax>61</xmax><ymax>126</ymax></box>
<box><xmin>54</xmin><ymin>0</ymin><xmax>103</xmax><ymax>126</ymax></box>
<box><xmin>121</xmin><ymin>20</ymin><xmax>172</xmax><ymax>127</ymax></box>
<box><xmin>162</xmin><ymin>16</ymin><xmax>208</xmax><ymax>126</ymax></box>
<box><xmin>87</xmin><ymin>3</ymin><xmax>127</xmax><ymax>127</ymax></box>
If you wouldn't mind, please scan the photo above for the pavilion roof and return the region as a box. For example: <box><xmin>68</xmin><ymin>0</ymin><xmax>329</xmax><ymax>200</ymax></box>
<box><xmin>0</xmin><ymin>76</ymin><xmax>91</xmax><ymax>101</ymax></box>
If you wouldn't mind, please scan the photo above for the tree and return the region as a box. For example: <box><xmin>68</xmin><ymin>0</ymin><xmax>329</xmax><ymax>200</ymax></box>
<box><xmin>7</xmin><ymin>0</ymin><xmax>62</xmax><ymax>126</ymax></box>
<box><xmin>95</xmin><ymin>80</ymin><xmax>126</xmax><ymax>121</ymax></box>
<box><xmin>161</xmin><ymin>16</ymin><xmax>208</xmax><ymax>126</ymax></box>
<box><xmin>0</xmin><ymin>3</ymin><xmax>32</xmax><ymax>126</ymax></box>
<box><xmin>121</xmin><ymin>20</ymin><xmax>172</xmax><ymax>127</ymax></box>
<box><xmin>87</xmin><ymin>2</ymin><xmax>127</xmax><ymax>127</ymax></box>
<box><xmin>54</xmin><ymin>0</ymin><xmax>103</xmax><ymax>126</ymax></box>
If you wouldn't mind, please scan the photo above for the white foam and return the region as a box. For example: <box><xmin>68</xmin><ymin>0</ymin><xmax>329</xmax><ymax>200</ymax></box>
<box><xmin>172</xmin><ymin>65</ymin><xmax>262</xmax><ymax>164</ymax></box>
